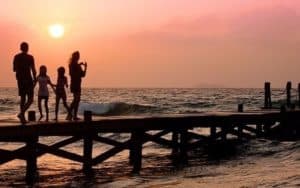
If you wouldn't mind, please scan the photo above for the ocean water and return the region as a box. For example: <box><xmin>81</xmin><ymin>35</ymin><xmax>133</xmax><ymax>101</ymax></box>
<box><xmin>0</xmin><ymin>88</ymin><xmax>299</xmax><ymax>187</ymax></box>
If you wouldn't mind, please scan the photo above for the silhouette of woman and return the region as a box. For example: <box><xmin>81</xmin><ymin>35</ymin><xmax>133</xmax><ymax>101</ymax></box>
<box><xmin>68</xmin><ymin>51</ymin><xmax>87</xmax><ymax>120</ymax></box>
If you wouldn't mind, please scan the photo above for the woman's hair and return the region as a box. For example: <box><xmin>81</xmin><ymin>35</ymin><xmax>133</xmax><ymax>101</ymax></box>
<box><xmin>39</xmin><ymin>65</ymin><xmax>47</xmax><ymax>77</ymax></box>
<box><xmin>57</xmin><ymin>66</ymin><xmax>65</xmax><ymax>77</ymax></box>
<box><xmin>69</xmin><ymin>51</ymin><xmax>80</xmax><ymax>66</ymax></box>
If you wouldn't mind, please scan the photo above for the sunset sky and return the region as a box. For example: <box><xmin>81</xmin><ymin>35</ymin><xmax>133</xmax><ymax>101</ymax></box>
<box><xmin>1</xmin><ymin>0</ymin><xmax>300</xmax><ymax>88</ymax></box>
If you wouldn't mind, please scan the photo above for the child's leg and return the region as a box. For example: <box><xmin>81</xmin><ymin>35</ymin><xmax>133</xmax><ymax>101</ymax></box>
<box><xmin>55</xmin><ymin>96</ymin><xmax>61</xmax><ymax>120</ymax></box>
<box><xmin>73</xmin><ymin>93</ymin><xmax>81</xmax><ymax>120</ymax></box>
<box><xmin>62</xmin><ymin>94</ymin><xmax>70</xmax><ymax>112</ymax></box>
<box><xmin>38</xmin><ymin>96</ymin><xmax>43</xmax><ymax>121</ymax></box>
<box><xmin>45</xmin><ymin>97</ymin><xmax>49</xmax><ymax>121</ymax></box>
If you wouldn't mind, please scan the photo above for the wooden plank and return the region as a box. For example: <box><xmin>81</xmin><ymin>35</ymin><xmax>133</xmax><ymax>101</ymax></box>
<box><xmin>92</xmin><ymin>140</ymin><xmax>131</xmax><ymax>165</ymax></box>
<box><xmin>37</xmin><ymin>143</ymin><xmax>83</xmax><ymax>163</ymax></box>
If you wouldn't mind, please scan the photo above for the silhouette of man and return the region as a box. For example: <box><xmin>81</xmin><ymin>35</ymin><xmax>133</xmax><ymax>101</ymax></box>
<box><xmin>13</xmin><ymin>42</ymin><xmax>37</xmax><ymax>123</ymax></box>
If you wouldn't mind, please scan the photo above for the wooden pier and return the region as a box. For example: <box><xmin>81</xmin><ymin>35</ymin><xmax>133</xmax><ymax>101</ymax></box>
<box><xmin>0</xmin><ymin>110</ymin><xmax>299</xmax><ymax>183</ymax></box>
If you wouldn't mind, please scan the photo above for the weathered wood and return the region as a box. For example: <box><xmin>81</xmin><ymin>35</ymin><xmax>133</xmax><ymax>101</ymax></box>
<box><xmin>179</xmin><ymin>129</ymin><xmax>188</xmax><ymax>163</ymax></box>
<box><xmin>84</xmin><ymin>110</ymin><xmax>92</xmax><ymax>122</ymax></box>
<box><xmin>0</xmin><ymin>146</ymin><xmax>27</xmax><ymax>164</ymax></box>
<box><xmin>286</xmin><ymin>81</ymin><xmax>292</xmax><ymax>107</ymax></box>
<box><xmin>210</xmin><ymin>126</ymin><xmax>216</xmax><ymax>139</ymax></box>
<box><xmin>130</xmin><ymin>130</ymin><xmax>144</xmax><ymax>173</ymax></box>
<box><xmin>264</xmin><ymin>82</ymin><xmax>272</xmax><ymax>109</ymax></box>
<box><xmin>93</xmin><ymin>135</ymin><xmax>124</xmax><ymax>146</ymax></box>
<box><xmin>83</xmin><ymin>133</ymin><xmax>93</xmax><ymax>172</ymax></box>
<box><xmin>37</xmin><ymin>143</ymin><xmax>83</xmax><ymax>163</ymax></box>
<box><xmin>28</xmin><ymin>111</ymin><xmax>36</xmax><ymax>122</ymax></box>
<box><xmin>238</xmin><ymin>104</ymin><xmax>243</xmax><ymax>112</ymax></box>
<box><xmin>172</xmin><ymin>131</ymin><xmax>179</xmax><ymax>155</ymax></box>
<box><xmin>93</xmin><ymin>140</ymin><xmax>131</xmax><ymax>165</ymax></box>
<box><xmin>237</xmin><ymin>124</ymin><xmax>243</xmax><ymax>140</ymax></box>
<box><xmin>298</xmin><ymin>83</ymin><xmax>300</xmax><ymax>107</ymax></box>
<box><xmin>25</xmin><ymin>135</ymin><xmax>38</xmax><ymax>184</ymax></box>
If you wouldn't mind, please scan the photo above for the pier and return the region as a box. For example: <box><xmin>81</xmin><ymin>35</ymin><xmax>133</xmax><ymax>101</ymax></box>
<box><xmin>0</xmin><ymin>109</ymin><xmax>299</xmax><ymax>183</ymax></box>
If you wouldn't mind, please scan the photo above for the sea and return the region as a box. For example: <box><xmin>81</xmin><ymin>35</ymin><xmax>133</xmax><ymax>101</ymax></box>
<box><xmin>0</xmin><ymin>88</ymin><xmax>299</xmax><ymax>187</ymax></box>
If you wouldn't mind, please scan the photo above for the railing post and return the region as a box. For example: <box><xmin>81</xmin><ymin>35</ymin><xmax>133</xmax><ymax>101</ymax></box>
<box><xmin>210</xmin><ymin>126</ymin><xmax>216</xmax><ymax>140</ymax></box>
<box><xmin>179</xmin><ymin>129</ymin><xmax>188</xmax><ymax>163</ymax></box>
<box><xmin>83</xmin><ymin>111</ymin><xmax>93</xmax><ymax>172</ymax></box>
<box><xmin>130</xmin><ymin>130</ymin><xmax>144</xmax><ymax>173</ymax></box>
<box><xmin>256</xmin><ymin>124</ymin><xmax>263</xmax><ymax>137</ymax></box>
<box><xmin>171</xmin><ymin>130</ymin><xmax>179</xmax><ymax>155</ymax></box>
<box><xmin>25</xmin><ymin>135</ymin><xmax>38</xmax><ymax>184</ymax></box>
<box><xmin>237</xmin><ymin>125</ymin><xmax>243</xmax><ymax>140</ymax></box>
<box><xmin>28</xmin><ymin>111</ymin><xmax>36</xmax><ymax>122</ymax></box>
<box><xmin>238</xmin><ymin>104</ymin><xmax>243</xmax><ymax>112</ymax></box>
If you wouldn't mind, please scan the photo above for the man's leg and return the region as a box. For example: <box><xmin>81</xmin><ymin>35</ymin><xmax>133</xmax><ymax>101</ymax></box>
<box><xmin>23</xmin><ymin>92</ymin><xmax>34</xmax><ymax>114</ymax></box>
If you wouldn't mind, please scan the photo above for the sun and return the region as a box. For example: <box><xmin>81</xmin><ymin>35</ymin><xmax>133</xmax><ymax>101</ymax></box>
<box><xmin>48</xmin><ymin>24</ymin><xmax>65</xmax><ymax>38</ymax></box>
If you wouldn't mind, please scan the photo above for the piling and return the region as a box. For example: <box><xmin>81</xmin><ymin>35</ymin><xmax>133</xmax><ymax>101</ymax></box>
<box><xmin>179</xmin><ymin>129</ymin><xmax>188</xmax><ymax>163</ymax></box>
<box><xmin>130</xmin><ymin>130</ymin><xmax>144</xmax><ymax>173</ymax></box>
<box><xmin>264</xmin><ymin>82</ymin><xmax>272</xmax><ymax>109</ymax></box>
<box><xmin>238</xmin><ymin>104</ymin><xmax>244</xmax><ymax>112</ymax></box>
<box><xmin>83</xmin><ymin>111</ymin><xmax>93</xmax><ymax>172</ymax></box>
<box><xmin>25</xmin><ymin>135</ymin><xmax>38</xmax><ymax>184</ymax></box>
<box><xmin>171</xmin><ymin>131</ymin><xmax>179</xmax><ymax>155</ymax></box>
<box><xmin>298</xmin><ymin>83</ymin><xmax>300</xmax><ymax>107</ymax></box>
<box><xmin>210</xmin><ymin>126</ymin><xmax>216</xmax><ymax>140</ymax></box>
<box><xmin>286</xmin><ymin>81</ymin><xmax>292</xmax><ymax>107</ymax></box>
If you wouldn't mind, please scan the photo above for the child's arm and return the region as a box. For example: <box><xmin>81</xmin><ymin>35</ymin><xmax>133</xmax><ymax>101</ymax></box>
<box><xmin>47</xmin><ymin>77</ymin><xmax>56</xmax><ymax>93</ymax></box>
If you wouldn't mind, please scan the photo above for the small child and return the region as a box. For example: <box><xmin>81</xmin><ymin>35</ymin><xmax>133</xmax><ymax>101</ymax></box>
<box><xmin>55</xmin><ymin>67</ymin><xmax>71</xmax><ymax>121</ymax></box>
<box><xmin>36</xmin><ymin>65</ymin><xmax>55</xmax><ymax>121</ymax></box>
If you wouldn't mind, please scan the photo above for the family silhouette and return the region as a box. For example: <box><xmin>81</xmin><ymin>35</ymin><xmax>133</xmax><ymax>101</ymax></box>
<box><xmin>13</xmin><ymin>42</ymin><xmax>87</xmax><ymax>123</ymax></box>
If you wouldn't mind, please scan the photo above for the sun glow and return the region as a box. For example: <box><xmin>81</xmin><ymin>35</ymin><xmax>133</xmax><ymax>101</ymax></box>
<box><xmin>48</xmin><ymin>24</ymin><xmax>64</xmax><ymax>38</ymax></box>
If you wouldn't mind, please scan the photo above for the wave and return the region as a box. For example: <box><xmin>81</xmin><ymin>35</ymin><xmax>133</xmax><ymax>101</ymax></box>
<box><xmin>78</xmin><ymin>102</ymin><xmax>158</xmax><ymax>116</ymax></box>
<box><xmin>181</xmin><ymin>101</ymin><xmax>216</xmax><ymax>108</ymax></box>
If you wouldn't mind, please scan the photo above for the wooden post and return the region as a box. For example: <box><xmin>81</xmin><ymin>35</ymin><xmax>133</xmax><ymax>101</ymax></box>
<box><xmin>25</xmin><ymin>135</ymin><xmax>38</xmax><ymax>184</ymax></box>
<box><xmin>130</xmin><ymin>130</ymin><xmax>144</xmax><ymax>173</ymax></box>
<box><xmin>238</xmin><ymin>104</ymin><xmax>243</xmax><ymax>112</ymax></box>
<box><xmin>256</xmin><ymin>124</ymin><xmax>263</xmax><ymax>137</ymax></box>
<box><xmin>83</xmin><ymin>111</ymin><xmax>93</xmax><ymax>172</ymax></box>
<box><xmin>264</xmin><ymin>82</ymin><xmax>272</xmax><ymax>109</ymax></box>
<box><xmin>28</xmin><ymin>111</ymin><xmax>36</xmax><ymax>122</ymax></box>
<box><xmin>298</xmin><ymin>83</ymin><xmax>300</xmax><ymax>107</ymax></box>
<box><xmin>84</xmin><ymin>111</ymin><xmax>92</xmax><ymax>122</ymax></box>
<box><xmin>179</xmin><ymin>129</ymin><xmax>188</xmax><ymax>163</ymax></box>
<box><xmin>286</xmin><ymin>81</ymin><xmax>292</xmax><ymax>108</ymax></box>
<box><xmin>237</xmin><ymin>125</ymin><xmax>243</xmax><ymax>140</ymax></box>
<box><xmin>210</xmin><ymin>126</ymin><xmax>216</xmax><ymax>140</ymax></box>
<box><xmin>221</xmin><ymin>125</ymin><xmax>228</xmax><ymax>141</ymax></box>
<box><xmin>171</xmin><ymin>131</ymin><xmax>179</xmax><ymax>155</ymax></box>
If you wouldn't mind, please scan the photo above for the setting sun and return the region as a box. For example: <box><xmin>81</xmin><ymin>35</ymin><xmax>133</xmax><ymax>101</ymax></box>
<box><xmin>48</xmin><ymin>24</ymin><xmax>64</xmax><ymax>38</ymax></box>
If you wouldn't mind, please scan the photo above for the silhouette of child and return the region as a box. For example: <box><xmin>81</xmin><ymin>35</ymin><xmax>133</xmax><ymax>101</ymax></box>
<box><xmin>36</xmin><ymin>65</ymin><xmax>55</xmax><ymax>121</ymax></box>
<box><xmin>54</xmin><ymin>67</ymin><xmax>71</xmax><ymax>121</ymax></box>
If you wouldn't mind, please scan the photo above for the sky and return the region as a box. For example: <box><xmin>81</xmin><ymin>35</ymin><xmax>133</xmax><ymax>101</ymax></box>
<box><xmin>1</xmin><ymin>0</ymin><xmax>300</xmax><ymax>88</ymax></box>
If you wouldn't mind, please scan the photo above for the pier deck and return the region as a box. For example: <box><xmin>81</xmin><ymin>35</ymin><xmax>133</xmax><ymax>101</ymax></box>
<box><xmin>0</xmin><ymin>110</ymin><xmax>299</xmax><ymax>183</ymax></box>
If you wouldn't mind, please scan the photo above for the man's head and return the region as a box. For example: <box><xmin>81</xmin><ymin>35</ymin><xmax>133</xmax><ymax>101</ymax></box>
<box><xmin>20</xmin><ymin>42</ymin><xmax>29</xmax><ymax>53</ymax></box>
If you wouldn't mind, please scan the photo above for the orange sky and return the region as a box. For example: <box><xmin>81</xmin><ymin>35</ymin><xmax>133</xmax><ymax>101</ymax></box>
<box><xmin>1</xmin><ymin>0</ymin><xmax>300</xmax><ymax>88</ymax></box>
